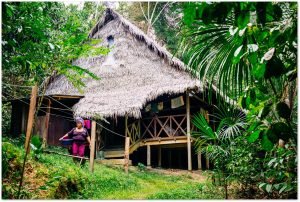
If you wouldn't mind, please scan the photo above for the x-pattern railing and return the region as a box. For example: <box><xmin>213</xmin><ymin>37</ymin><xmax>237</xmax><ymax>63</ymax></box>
<box><xmin>141</xmin><ymin>114</ymin><xmax>188</xmax><ymax>139</ymax></box>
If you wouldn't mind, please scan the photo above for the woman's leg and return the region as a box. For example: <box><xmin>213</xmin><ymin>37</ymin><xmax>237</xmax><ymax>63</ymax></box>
<box><xmin>72</xmin><ymin>142</ymin><xmax>79</xmax><ymax>156</ymax></box>
<box><xmin>78</xmin><ymin>143</ymin><xmax>86</xmax><ymax>157</ymax></box>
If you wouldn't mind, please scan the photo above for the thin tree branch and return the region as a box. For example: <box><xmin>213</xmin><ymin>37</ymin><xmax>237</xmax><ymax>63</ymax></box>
<box><xmin>149</xmin><ymin>2</ymin><xmax>158</xmax><ymax>25</ymax></box>
<box><xmin>139</xmin><ymin>2</ymin><xmax>148</xmax><ymax>21</ymax></box>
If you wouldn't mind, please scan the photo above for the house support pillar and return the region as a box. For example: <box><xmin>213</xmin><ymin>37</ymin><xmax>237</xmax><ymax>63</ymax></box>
<box><xmin>42</xmin><ymin>98</ymin><xmax>51</xmax><ymax>148</ymax></box>
<box><xmin>206</xmin><ymin>157</ymin><xmax>210</xmax><ymax>170</ymax></box>
<box><xmin>89</xmin><ymin>120</ymin><xmax>96</xmax><ymax>172</ymax></box>
<box><xmin>158</xmin><ymin>146</ymin><xmax>162</xmax><ymax>167</ymax></box>
<box><xmin>186</xmin><ymin>90</ymin><xmax>192</xmax><ymax>171</ymax></box>
<box><xmin>147</xmin><ymin>145</ymin><xmax>151</xmax><ymax>168</ymax></box>
<box><xmin>124</xmin><ymin>136</ymin><xmax>130</xmax><ymax>174</ymax></box>
<box><xmin>197</xmin><ymin>153</ymin><xmax>202</xmax><ymax>170</ymax></box>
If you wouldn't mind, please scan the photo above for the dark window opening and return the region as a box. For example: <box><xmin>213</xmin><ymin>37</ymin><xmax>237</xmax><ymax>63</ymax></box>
<box><xmin>107</xmin><ymin>35</ymin><xmax>114</xmax><ymax>47</ymax></box>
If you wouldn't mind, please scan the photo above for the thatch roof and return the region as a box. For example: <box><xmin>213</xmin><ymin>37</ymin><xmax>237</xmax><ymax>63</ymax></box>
<box><xmin>45</xmin><ymin>8</ymin><xmax>202</xmax><ymax>119</ymax></box>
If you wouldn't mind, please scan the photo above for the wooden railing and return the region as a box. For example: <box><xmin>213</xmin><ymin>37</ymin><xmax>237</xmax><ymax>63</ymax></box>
<box><xmin>126</xmin><ymin>120</ymin><xmax>141</xmax><ymax>145</ymax></box>
<box><xmin>141</xmin><ymin>114</ymin><xmax>188</xmax><ymax>139</ymax></box>
<box><xmin>126</xmin><ymin>113</ymin><xmax>204</xmax><ymax>149</ymax></box>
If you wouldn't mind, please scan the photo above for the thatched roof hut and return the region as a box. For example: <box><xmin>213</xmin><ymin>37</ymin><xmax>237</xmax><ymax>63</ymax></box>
<box><xmin>45</xmin><ymin>8</ymin><xmax>202</xmax><ymax>119</ymax></box>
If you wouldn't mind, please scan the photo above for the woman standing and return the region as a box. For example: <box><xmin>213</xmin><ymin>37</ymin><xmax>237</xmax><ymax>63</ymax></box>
<box><xmin>59</xmin><ymin>117</ymin><xmax>91</xmax><ymax>158</ymax></box>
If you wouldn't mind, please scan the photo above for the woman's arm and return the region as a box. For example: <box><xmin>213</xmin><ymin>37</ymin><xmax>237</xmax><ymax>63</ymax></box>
<box><xmin>59</xmin><ymin>128</ymin><xmax>74</xmax><ymax>141</ymax></box>
<box><xmin>59</xmin><ymin>134</ymin><xmax>69</xmax><ymax>141</ymax></box>
<box><xmin>87</xmin><ymin>136</ymin><xmax>91</xmax><ymax>145</ymax></box>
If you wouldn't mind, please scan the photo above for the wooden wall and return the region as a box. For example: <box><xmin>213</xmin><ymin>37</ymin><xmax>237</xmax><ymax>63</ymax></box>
<box><xmin>47</xmin><ymin>115</ymin><xmax>73</xmax><ymax>146</ymax></box>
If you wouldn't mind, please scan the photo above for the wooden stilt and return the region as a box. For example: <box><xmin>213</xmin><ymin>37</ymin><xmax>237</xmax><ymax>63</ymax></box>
<box><xmin>24</xmin><ymin>85</ymin><xmax>38</xmax><ymax>153</ymax></box>
<box><xmin>197</xmin><ymin>153</ymin><xmax>202</xmax><ymax>170</ymax></box>
<box><xmin>124</xmin><ymin>137</ymin><xmax>130</xmax><ymax>174</ymax></box>
<box><xmin>147</xmin><ymin>145</ymin><xmax>151</xmax><ymax>168</ymax></box>
<box><xmin>158</xmin><ymin>146</ymin><xmax>162</xmax><ymax>167</ymax></box>
<box><xmin>206</xmin><ymin>157</ymin><xmax>210</xmax><ymax>170</ymax></box>
<box><xmin>42</xmin><ymin>98</ymin><xmax>51</xmax><ymax>148</ymax></box>
<box><xmin>186</xmin><ymin>90</ymin><xmax>192</xmax><ymax>171</ymax></box>
<box><xmin>125</xmin><ymin>115</ymin><xmax>128</xmax><ymax>137</ymax></box>
<box><xmin>89</xmin><ymin>120</ymin><xmax>96</xmax><ymax>172</ymax></box>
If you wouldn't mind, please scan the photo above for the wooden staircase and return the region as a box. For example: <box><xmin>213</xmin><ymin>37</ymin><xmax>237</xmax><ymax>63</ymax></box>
<box><xmin>103</xmin><ymin>139</ymin><xmax>142</xmax><ymax>159</ymax></box>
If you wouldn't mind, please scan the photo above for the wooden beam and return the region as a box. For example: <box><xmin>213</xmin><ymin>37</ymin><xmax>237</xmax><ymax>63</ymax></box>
<box><xmin>89</xmin><ymin>120</ymin><xmax>96</xmax><ymax>172</ymax></box>
<box><xmin>24</xmin><ymin>85</ymin><xmax>38</xmax><ymax>153</ymax></box>
<box><xmin>96</xmin><ymin>159</ymin><xmax>132</xmax><ymax>165</ymax></box>
<box><xmin>142</xmin><ymin>138</ymin><xmax>188</xmax><ymax>146</ymax></box>
<box><xmin>158</xmin><ymin>146</ymin><xmax>162</xmax><ymax>167</ymax></box>
<box><xmin>42</xmin><ymin>99</ymin><xmax>51</xmax><ymax>148</ymax></box>
<box><xmin>160</xmin><ymin>143</ymin><xmax>187</xmax><ymax>149</ymax></box>
<box><xmin>186</xmin><ymin>90</ymin><xmax>192</xmax><ymax>171</ymax></box>
<box><xmin>147</xmin><ymin>145</ymin><xmax>151</xmax><ymax>168</ymax></box>
<box><xmin>124</xmin><ymin>136</ymin><xmax>130</xmax><ymax>174</ymax></box>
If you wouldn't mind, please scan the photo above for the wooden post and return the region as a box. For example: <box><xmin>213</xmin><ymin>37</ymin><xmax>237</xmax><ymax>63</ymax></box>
<box><xmin>24</xmin><ymin>85</ymin><xmax>38</xmax><ymax>153</ymax></box>
<box><xmin>124</xmin><ymin>137</ymin><xmax>130</xmax><ymax>174</ymax></box>
<box><xmin>18</xmin><ymin>84</ymin><xmax>38</xmax><ymax>198</ymax></box>
<box><xmin>89</xmin><ymin>120</ymin><xmax>96</xmax><ymax>172</ymax></box>
<box><xmin>147</xmin><ymin>144</ymin><xmax>151</xmax><ymax>168</ymax></box>
<box><xmin>158</xmin><ymin>146</ymin><xmax>162</xmax><ymax>167</ymax></box>
<box><xmin>42</xmin><ymin>98</ymin><xmax>51</xmax><ymax>148</ymax></box>
<box><xmin>125</xmin><ymin>114</ymin><xmax>128</xmax><ymax>137</ymax></box>
<box><xmin>186</xmin><ymin>90</ymin><xmax>192</xmax><ymax>171</ymax></box>
<box><xmin>206</xmin><ymin>157</ymin><xmax>210</xmax><ymax>170</ymax></box>
<box><xmin>21</xmin><ymin>105</ymin><xmax>27</xmax><ymax>133</ymax></box>
<box><xmin>138</xmin><ymin>119</ymin><xmax>141</xmax><ymax>139</ymax></box>
<box><xmin>197</xmin><ymin>153</ymin><xmax>202</xmax><ymax>170</ymax></box>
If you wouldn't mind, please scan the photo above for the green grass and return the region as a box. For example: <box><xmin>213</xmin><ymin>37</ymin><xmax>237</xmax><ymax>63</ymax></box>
<box><xmin>2</xmin><ymin>139</ymin><xmax>224</xmax><ymax>199</ymax></box>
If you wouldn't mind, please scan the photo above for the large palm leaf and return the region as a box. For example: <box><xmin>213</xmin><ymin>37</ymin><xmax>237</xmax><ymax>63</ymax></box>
<box><xmin>180</xmin><ymin>2</ymin><xmax>297</xmax><ymax>101</ymax></box>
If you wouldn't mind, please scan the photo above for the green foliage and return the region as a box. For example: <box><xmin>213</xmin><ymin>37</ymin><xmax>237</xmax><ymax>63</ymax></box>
<box><xmin>3</xmin><ymin>140</ymin><xmax>222</xmax><ymax>199</ymax></box>
<box><xmin>2</xmin><ymin>2</ymin><xmax>108</xmax><ymax>98</ymax></box>
<box><xmin>30</xmin><ymin>135</ymin><xmax>43</xmax><ymax>160</ymax></box>
<box><xmin>1</xmin><ymin>103</ymin><xmax>11</xmax><ymax>135</ymax></box>
<box><xmin>258</xmin><ymin>143</ymin><xmax>297</xmax><ymax>198</ymax></box>
<box><xmin>180</xmin><ymin>2</ymin><xmax>297</xmax><ymax>100</ymax></box>
<box><xmin>147</xmin><ymin>183</ymin><xmax>223</xmax><ymax>199</ymax></box>
<box><xmin>137</xmin><ymin>162</ymin><xmax>146</xmax><ymax>171</ymax></box>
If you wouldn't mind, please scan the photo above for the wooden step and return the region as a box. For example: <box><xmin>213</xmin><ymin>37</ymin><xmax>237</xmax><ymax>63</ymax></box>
<box><xmin>96</xmin><ymin>158</ymin><xmax>132</xmax><ymax>165</ymax></box>
<box><xmin>103</xmin><ymin>150</ymin><xmax>124</xmax><ymax>158</ymax></box>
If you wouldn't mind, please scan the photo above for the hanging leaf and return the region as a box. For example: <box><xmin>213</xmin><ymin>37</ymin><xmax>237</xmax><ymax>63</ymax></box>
<box><xmin>266</xmin><ymin>129</ymin><xmax>278</xmax><ymax>144</ymax></box>
<box><xmin>247</xmin><ymin>130</ymin><xmax>260</xmax><ymax>143</ymax></box>
<box><xmin>262</xmin><ymin>48</ymin><xmax>275</xmax><ymax>61</ymax></box>
<box><xmin>261</xmin><ymin>133</ymin><xmax>273</xmax><ymax>151</ymax></box>
<box><xmin>252</xmin><ymin>63</ymin><xmax>266</xmax><ymax>79</ymax></box>
<box><xmin>249</xmin><ymin>89</ymin><xmax>256</xmax><ymax>103</ymax></box>
<box><xmin>234</xmin><ymin>45</ymin><xmax>243</xmax><ymax>57</ymax></box>
<box><xmin>238</xmin><ymin>27</ymin><xmax>246</xmax><ymax>36</ymax></box>
<box><xmin>264</xmin><ymin>56</ymin><xmax>285</xmax><ymax>79</ymax></box>
<box><xmin>247</xmin><ymin>44</ymin><xmax>258</xmax><ymax>52</ymax></box>
<box><xmin>271</xmin><ymin>122</ymin><xmax>291</xmax><ymax>141</ymax></box>
<box><xmin>276</xmin><ymin>102</ymin><xmax>291</xmax><ymax>120</ymax></box>
<box><xmin>229</xmin><ymin>26</ymin><xmax>238</xmax><ymax>35</ymax></box>
<box><xmin>259</xmin><ymin>102</ymin><xmax>272</xmax><ymax>119</ymax></box>
<box><xmin>48</xmin><ymin>43</ymin><xmax>55</xmax><ymax>50</ymax></box>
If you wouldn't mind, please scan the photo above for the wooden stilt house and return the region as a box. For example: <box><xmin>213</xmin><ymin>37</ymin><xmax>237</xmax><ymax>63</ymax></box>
<box><xmin>9</xmin><ymin>8</ymin><xmax>223</xmax><ymax>170</ymax></box>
